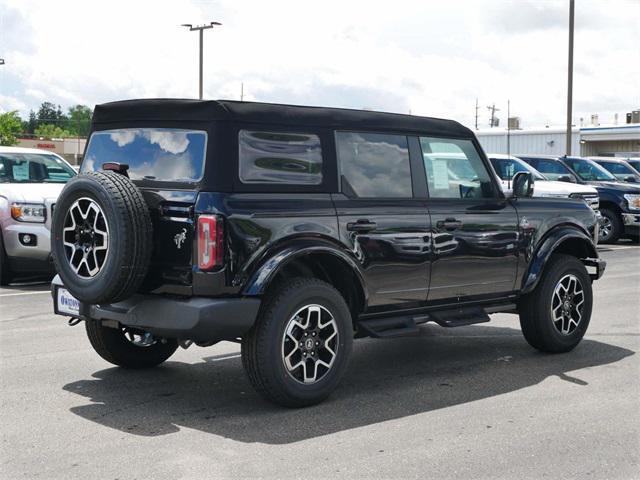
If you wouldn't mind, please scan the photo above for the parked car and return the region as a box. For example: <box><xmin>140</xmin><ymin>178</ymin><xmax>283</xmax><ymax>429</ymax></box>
<box><xmin>488</xmin><ymin>154</ymin><xmax>600</xmax><ymax>211</ymax></box>
<box><xmin>589</xmin><ymin>157</ymin><xmax>640</xmax><ymax>184</ymax></box>
<box><xmin>50</xmin><ymin>99</ymin><xmax>604</xmax><ymax>407</ymax></box>
<box><xmin>519</xmin><ymin>155</ymin><xmax>640</xmax><ymax>243</ymax></box>
<box><xmin>0</xmin><ymin>146</ymin><xmax>77</xmax><ymax>284</ymax></box>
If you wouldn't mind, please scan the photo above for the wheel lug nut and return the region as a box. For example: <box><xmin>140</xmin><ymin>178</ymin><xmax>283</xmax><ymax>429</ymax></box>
<box><xmin>311</xmin><ymin>351</ymin><xmax>315</xmax><ymax>356</ymax></box>
<box><xmin>315</xmin><ymin>341</ymin><xmax>319</xmax><ymax>346</ymax></box>
<box><xmin>312</xmin><ymin>332</ymin><xmax>316</xmax><ymax>336</ymax></box>
<box><xmin>304</xmin><ymin>332</ymin><xmax>308</xmax><ymax>336</ymax></box>
<box><xmin>299</xmin><ymin>342</ymin><xmax>303</xmax><ymax>347</ymax></box>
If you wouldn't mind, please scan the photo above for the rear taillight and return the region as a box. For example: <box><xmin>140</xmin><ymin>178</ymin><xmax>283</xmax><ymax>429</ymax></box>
<box><xmin>197</xmin><ymin>215</ymin><xmax>224</xmax><ymax>270</ymax></box>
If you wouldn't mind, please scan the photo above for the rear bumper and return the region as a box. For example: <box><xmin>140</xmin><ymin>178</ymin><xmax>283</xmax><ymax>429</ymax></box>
<box><xmin>51</xmin><ymin>276</ymin><xmax>260</xmax><ymax>343</ymax></box>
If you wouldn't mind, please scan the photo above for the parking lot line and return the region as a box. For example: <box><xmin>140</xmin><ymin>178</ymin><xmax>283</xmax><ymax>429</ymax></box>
<box><xmin>0</xmin><ymin>291</ymin><xmax>51</xmax><ymax>298</ymax></box>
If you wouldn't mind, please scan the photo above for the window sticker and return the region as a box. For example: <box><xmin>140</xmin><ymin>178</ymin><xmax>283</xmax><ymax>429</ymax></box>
<box><xmin>12</xmin><ymin>163</ymin><xmax>29</xmax><ymax>181</ymax></box>
<box><xmin>432</xmin><ymin>159</ymin><xmax>450</xmax><ymax>189</ymax></box>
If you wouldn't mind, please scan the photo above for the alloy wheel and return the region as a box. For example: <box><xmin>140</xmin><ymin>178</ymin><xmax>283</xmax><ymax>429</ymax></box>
<box><xmin>62</xmin><ymin>197</ymin><xmax>109</xmax><ymax>278</ymax></box>
<box><xmin>599</xmin><ymin>216</ymin><xmax>612</xmax><ymax>242</ymax></box>
<box><xmin>281</xmin><ymin>304</ymin><xmax>339</xmax><ymax>384</ymax></box>
<box><xmin>550</xmin><ymin>274</ymin><xmax>585</xmax><ymax>335</ymax></box>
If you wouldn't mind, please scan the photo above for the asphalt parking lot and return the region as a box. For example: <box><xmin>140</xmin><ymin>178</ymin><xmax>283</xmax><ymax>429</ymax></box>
<box><xmin>1</xmin><ymin>243</ymin><xmax>638</xmax><ymax>480</ymax></box>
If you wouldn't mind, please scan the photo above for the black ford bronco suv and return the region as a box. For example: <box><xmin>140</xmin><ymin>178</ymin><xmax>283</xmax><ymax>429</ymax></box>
<box><xmin>51</xmin><ymin>99</ymin><xmax>605</xmax><ymax>407</ymax></box>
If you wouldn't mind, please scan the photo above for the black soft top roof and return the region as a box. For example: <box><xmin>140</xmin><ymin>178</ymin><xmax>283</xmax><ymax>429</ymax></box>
<box><xmin>92</xmin><ymin>98</ymin><xmax>473</xmax><ymax>138</ymax></box>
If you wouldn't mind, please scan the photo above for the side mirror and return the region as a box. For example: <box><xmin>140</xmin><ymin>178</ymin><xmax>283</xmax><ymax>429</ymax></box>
<box><xmin>558</xmin><ymin>175</ymin><xmax>574</xmax><ymax>183</ymax></box>
<box><xmin>512</xmin><ymin>171</ymin><xmax>534</xmax><ymax>198</ymax></box>
<box><xmin>624</xmin><ymin>175</ymin><xmax>637</xmax><ymax>183</ymax></box>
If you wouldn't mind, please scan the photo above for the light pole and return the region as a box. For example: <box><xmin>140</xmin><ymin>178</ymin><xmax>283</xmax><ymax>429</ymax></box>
<box><xmin>566</xmin><ymin>0</ymin><xmax>575</xmax><ymax>156</ymax></box>
<box><xmin>181</xmin><ymin>22</ymin><xmax>221</xmax><ymax>100</ymax></box>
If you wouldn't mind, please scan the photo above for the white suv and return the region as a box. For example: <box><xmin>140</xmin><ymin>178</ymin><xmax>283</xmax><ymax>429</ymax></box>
<box><xmin>488</xmin><ymin>154</ymin><xmax>600</xmax><ymax>211</ymax></box>
<box><xmin>0</xmin><ymin>146</ymin><xmax>76</xmax><ymax>284</ymax></box>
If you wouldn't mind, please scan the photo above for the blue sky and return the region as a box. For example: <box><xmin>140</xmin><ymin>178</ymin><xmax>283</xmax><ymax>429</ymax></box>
<box><xmin>1</xmin><ymin>0</ymin><xmax>638</xmax><ymax>129</ymax></box>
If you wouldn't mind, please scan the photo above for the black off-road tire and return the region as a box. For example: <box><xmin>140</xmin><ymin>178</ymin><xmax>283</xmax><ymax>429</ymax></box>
<box><xmin>86</xmin><ymin>320</ymin><xmax>178</xmax><ymax>369</ymax></box>
<box><xmin>519</xmin><ymin>254</ymin><xmax>593</xmax><ymax>353</ymax></box>
<box><xmin>241</xmin><ymin>277</ymin><xmax>353</xmax><ymax>408</ymax></box>
<box><xmin>0</xmin><ymin>231</ymin><xmax>12</xmax><ymax>286</ymax></box>
<box><xmin>51</xmin><ymin>171</ymin><xmax>152</xmax><ymax>304</ymax></box>
<box><xmin>599</xmin><ymin>208</ymin><xmax>622</xmax><ymax>244</ymax></box>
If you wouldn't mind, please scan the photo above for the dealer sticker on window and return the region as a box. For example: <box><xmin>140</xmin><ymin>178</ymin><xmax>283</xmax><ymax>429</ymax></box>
<box><xmin>57</xmin><ymin>288</ymin><xmax>80</xmax><ymax>316</ymax></box>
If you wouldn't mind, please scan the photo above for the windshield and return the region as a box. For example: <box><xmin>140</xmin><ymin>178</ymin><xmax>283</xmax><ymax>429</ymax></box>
<box><xmin>490</xmin><ymin>157</ymin><xmax>546</xmax><ymax>181</ymax></box>
<box><xmin>0</xmin><ymin>153</ymin><xmax>76</xmax><ymax>183</ymax></box>
<box><xmin>83</xmin><ymin>128</ymin><xmax>207</xmax><ymax>182</ymax></box>
<box><xmin>563</xmin><ymin>157</ymin><xmax>616</xmax><ymax>181</ymax></box>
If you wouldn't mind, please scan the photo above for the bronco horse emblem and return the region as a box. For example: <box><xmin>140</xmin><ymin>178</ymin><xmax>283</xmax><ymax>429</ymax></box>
<box><xmin>174</xmin><ymin>228</ymin><xmax>187</xmax><ymax>249</ymax></box>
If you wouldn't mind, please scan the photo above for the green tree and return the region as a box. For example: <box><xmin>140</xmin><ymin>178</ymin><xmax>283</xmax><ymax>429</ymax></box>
<box><xmin>36</xmin><ymin>102</ymin><xmax>67</xmax><ymax>129</ymax></box>
<box><xmin>0</xmin><ymin>111</ymin><xmax>23</xmax><ymax>146</ymax></box>
<box><xmin>66</xmin><ymin>104</ymin><xmax>93</xmax><ymax>136</ymax></box>
<box><xmin>34</xmin><ymin>123</ymin><xmax>73</xmax><ymax>138</ymax></box>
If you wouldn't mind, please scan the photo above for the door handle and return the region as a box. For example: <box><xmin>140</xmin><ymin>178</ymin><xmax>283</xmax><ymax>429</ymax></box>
<box><xmin>436</xmin><ymin>218</ymin><xmax>463</xmax><ymax>231</ymax></box>
<box><xmin>347</xmin><ymin>219</ymin><xmax>377</xmax><ymax>232</ymax></box>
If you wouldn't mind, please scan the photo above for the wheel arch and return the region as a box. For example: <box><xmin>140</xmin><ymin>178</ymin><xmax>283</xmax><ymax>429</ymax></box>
<box><xmin>521</xmin><ymin>225</ymin><xmax>598</xmax><ymax>295</ymax></box>
<box><xmin>242</xmin><ymin>242</ymin><xmax>368</xmax><ymax>321</ymax></box>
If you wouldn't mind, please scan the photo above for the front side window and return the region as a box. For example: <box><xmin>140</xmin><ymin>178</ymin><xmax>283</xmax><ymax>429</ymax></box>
<box><xmin>627</xmin><ymin>159</ymin><xmax>640</xmax><ymax>173</ymax></box>
<box><xmin>530</xmin><ymin>158</ymin><xmax>575</xmax><ymax>181</ymax></box>
<box><xmin>336</xmin><ymin>132</ymin><xmax>412</xmax><ymax>198</ymax></box>
<box><xmin>0</xmin><ymin>153</ymin><xmax>75</xmax><ymax>183</ymax></box>
<box><xmin>83</xmin><ymin>128</ymin><xmax>207</xmax><ymax>182</ymax></box>
<box><xmin>563</xmin><ymin>158</ymin><xmax>616</xmax><ymax>181</ymax></box>
<box><xmin>598</xmin><ymin>161</ymin><xmax>636</xmax><ymax>178</ymax></box>
<box><xmin>420</xmin><ymin>137</ymin><xmax>494</xmax><ymax>199</ymax></box>
<box><xmin>239</xmin><ymin>130</ymin><xmax>322</xmax><ymax>185</ymax></box>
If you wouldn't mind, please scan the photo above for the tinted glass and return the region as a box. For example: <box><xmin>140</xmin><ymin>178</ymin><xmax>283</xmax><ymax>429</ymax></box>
<box><xmin>83</xmin><ymin>129</ymin><xmax>207</xmax><ymax>182</ymax></box>
<box><xmin>336</xmin><ymin>132</ymin><xmax>412</xmax><ymax>198</ymax></box>
<box><xmin>0</xmin><ymin>153</ymin><xmax>75</xmax><ymax>183</ymax></box>
<box><xmin>563</xmin><ymin>158</ymin><xmax>616</xmax><ymax>181</ymax></box>
<box><xmin>239</xmin><ymin>130</ymin><xmax>322</xmax><ymax>185</ymax></box>
<box><xmin>627</xmin><ymin>159</ymin><xmax>640</xmax><ymax>173</ymax></box>
<box><xmin>490</xmin><ymin>158</ymin><xmax>545</xmax><ymax>181</ymax></box>
<box><xmin>598</xmin><ymin>161</ymin><xmax>635</xmax><ymax>177</ymax></box>
<box><xmin>420</xmin><ymin>137</ymin><xmax>494</xmax><ymax>198</ymax></box>
<box><xmin>530</xmin><ymin>158</ymin><xmax>575</xmax><ymax>181</ymax></box>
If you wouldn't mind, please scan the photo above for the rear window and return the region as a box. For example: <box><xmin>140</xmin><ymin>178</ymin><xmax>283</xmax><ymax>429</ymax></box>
<box><xmin>0</xmin><ymin>153</ymin><xmax>76</xmax><ymax>183</ymax></box>
<box><xmin>239</xmin><ymin>130</ymin><xmax>323</xmax><ymax>185</ymax></box>
<box><xmin>83</xmin><ymin>128</ymin><xmax>207</xmax><ymax>182</ymax></box>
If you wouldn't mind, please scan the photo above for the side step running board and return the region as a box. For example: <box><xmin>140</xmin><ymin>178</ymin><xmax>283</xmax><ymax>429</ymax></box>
<box><xmin>357</xmin><ymin>304</ymin><xmax>514</xmax><ymax>339</ymax></box>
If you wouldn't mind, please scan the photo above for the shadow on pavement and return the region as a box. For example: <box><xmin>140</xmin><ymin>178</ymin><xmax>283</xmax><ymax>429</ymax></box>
<box><xmin>63</xmin><ymin>325</ymin><xmax>634</xmax><ymax>444</ymax></box>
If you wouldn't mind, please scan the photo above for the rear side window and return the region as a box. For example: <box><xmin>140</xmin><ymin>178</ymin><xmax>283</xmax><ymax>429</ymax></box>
<box><xmin>83</xmin><ymin>128</ymin><xmax>207</xmax><ymax>182</ymax></box>
<box><xmin>336</xmin><ymin>132</ymin><xmax>412</xmax><ymax>198</ymax></box>
<box><xmin>239</xmin><ymin>130</ymin><xmax>322</xmax><ymax>185</ymax></box>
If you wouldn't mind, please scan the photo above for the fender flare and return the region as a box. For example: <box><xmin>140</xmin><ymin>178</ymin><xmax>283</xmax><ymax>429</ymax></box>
<box><xmin>521</xmin><ymin>226</ymin><xmax>597</xmax><ymax>295</ymax></box>
<box><xmin>242</xmin><ymin>241</ymin><xmax>368</xmax><ymax>304</ymax></box>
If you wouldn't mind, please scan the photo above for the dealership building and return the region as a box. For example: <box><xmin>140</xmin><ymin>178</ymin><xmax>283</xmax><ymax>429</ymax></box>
<box><xmin>476</xmin><ymin>121</ymin><xmax>640</xmax><ymax>158</ymax></box>
<box><xmin>16</xmin><ymin>136</ymin><xmax>87</xmax><ymax>164</ymax></box>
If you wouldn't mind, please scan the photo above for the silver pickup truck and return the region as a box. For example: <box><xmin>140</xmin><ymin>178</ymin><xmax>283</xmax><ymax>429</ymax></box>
<box><xmin>0</xmin><ymin>146</ymin><xmax>76</xmax><ymax>284</ymax></box>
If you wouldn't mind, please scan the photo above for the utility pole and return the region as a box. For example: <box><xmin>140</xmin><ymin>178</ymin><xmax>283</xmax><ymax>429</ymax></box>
<box><xmin>507</xmin><ymin>100</ymin><xmax>511</xmax><ymax>157</ymax></box>
<box><xmin>487</xmin><ymin>104</ymin><xmax>500</xmax><ymax>128</ymax></box>
<box><xmin>475</xmin><ymin>98</ymin><xmax>479</xmax><ymax>130</ymax></box>
<box><xmin>566</xmin><ymin>0</ymin><xmax>575</xmax><ymax>156</ymax></box>
<box><xmin>181</xmin><ymin>22</ymin><xmax>222</xmax><ymax>100</ymax></box>
<box><xmin>241</xmin><ymin>82</ymin><xmax>244</xmax><ymax>101</ymax></box>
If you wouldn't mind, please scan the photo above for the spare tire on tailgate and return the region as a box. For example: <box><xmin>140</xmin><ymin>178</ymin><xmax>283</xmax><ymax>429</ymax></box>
<box><xmin>51</xmin><ymin>171</ymin><xmax>152</xmax><ymax>304</ymax></box>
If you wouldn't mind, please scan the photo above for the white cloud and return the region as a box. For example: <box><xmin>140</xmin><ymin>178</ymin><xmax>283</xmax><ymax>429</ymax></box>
<box><xmin>0</xmin><ymin>0</ymin><xmax>638</xmax><ymax>129</ymax></box>
<box><xmin>109</xmin><ymin>130</ymin><xmax>136</xmax><ymax>147</ymax></box>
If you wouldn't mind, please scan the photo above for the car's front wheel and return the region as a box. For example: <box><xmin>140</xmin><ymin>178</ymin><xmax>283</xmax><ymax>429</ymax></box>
<box><xmin>241</xmin><ymin>277</ymin><xmax>353</xmax><ymax>407</ymax></box>
<box><xmin>598</xmin><ymin>208</ymin><xmax>622</xmax><ymax>244</ymax></box>
<box><xmin>85</xmin><ymin>320</ymin><xmax>178</xmax><ymax>368</ymax></box>
<box><xmin>519</xmin><ymin>254</ymin><xmax>593</xmax><ymax>353</ymax></box>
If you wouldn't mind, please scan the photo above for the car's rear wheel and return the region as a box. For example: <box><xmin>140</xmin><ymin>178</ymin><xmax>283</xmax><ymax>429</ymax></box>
<box><xmin>241</xmin><ymin>277</ymin><xmax>353</xmax><ymax>407</ymax></box>
<box><xmin>85</xmin><ymin>320</ymin><xmax>178</xmax><ymax>368</ymax></box>
<box><xmin>519</xmin><ymin>254</ymin><xmax>592</xmax><ymax>353</ymax></box>
<box><xmin>598</xmin><ymin>208</ymin><xmax>622</xmax><ymax>244</ymax></box>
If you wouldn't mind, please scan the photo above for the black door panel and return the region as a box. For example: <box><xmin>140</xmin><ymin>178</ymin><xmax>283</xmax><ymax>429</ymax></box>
<box><xmin>332</xmin><ymin>195</ymin><xmax>431</xmax><ymax>311</ymax></box>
